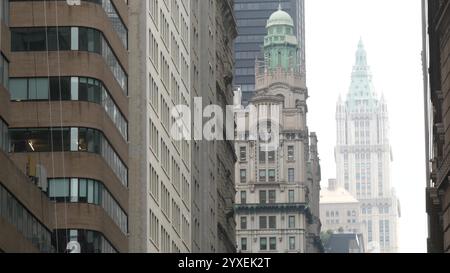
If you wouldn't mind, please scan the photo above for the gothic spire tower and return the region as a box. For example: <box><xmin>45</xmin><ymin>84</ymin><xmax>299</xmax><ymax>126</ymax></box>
<box><xmin>335</xmin><ymin>40</ymin><xmax>400</xmax><ymax>253</ymax></box>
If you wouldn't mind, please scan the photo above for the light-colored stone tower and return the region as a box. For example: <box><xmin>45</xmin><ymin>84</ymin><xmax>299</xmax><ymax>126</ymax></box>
<box><xmin>234</xmin><ymin>6</ymin><xmax>322</xmax><ymax>253</ymax></box>
<box><xmin>129</xmin><ymin>0</ymin><xmax>192</xmax><ymax>253</ymax></box>
<box><xmin>335</xmin><ymin>40</ymin><xmax>400</xmax><ymax>253</ymax></box>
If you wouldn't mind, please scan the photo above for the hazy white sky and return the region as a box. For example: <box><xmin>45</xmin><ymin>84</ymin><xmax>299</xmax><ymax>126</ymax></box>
<box><xmin>305</xmin><ymin>0</ymin><xmax>427</xmax><ymax>253</ymax></box>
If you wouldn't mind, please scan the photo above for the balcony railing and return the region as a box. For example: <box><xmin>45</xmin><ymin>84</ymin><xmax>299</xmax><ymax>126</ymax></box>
<box><xmin>255</xmin><ymin>65</ymin><xmax>306</xmax><ymax>91</ymax></box>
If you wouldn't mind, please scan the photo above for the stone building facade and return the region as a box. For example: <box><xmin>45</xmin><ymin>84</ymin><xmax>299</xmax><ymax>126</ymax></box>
<box><xmin>234</xmin><ymin>7</ymin><xmax>322</xmax><ymax>253</ymax></box>
<box><xmin>320</xmin><ymin>179</ymin><xmax>363</xmax><ymax>235</ymax></box>
<box><xmin>335</xmin><ymin>40</ymin><xmax>400</xmax><ymax>253</ymax></box>
<box><xmin>424</xmin><ymin>0</ymin><xmax>450</xmax><ymax>253</ymax></box>
<box><xmin>189</xmin><ymin>0</ymin><xmax>237</xmax><ymax>253</ymax></box>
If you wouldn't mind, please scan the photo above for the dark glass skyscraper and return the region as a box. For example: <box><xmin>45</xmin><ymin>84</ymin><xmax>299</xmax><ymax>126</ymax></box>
<box><xmin>234</xmin><ymin>0</ymin><xmax>305</xmax><ymax>104</ymax></box>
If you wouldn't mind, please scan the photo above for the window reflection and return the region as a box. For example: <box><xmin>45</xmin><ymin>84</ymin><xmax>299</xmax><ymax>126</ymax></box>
<box><xmin>9</xmin><ymin>77</ymin><xmax>128</xmax><ymax>141</ymax></box>
<box><xmin>0</xmin><ymin>183</ymin><xmax>53</xmax><ymax>252</ymax></box>
<box><xmin>10</xmin><ymin>127</ymin><xmax>128</xmax><ymax>187</ymax></box>
<box><xmin>0</xmin><ymin>54</ymin><xmax>9</xmax><ymax>90</ymax></box>
<box><xmin>11</xmin><ymin>26</ymin><xmax>127</xmax><ymax>94</ymax></box>
<box><xmin>48</xmin><ymin>178</ymin><xmax>128</xmax><ymax>234</ymax></box>
<box><xmin>52</xmin><ymin>229</ymin><xmax>117</xmax><ymax>253</ymax></box>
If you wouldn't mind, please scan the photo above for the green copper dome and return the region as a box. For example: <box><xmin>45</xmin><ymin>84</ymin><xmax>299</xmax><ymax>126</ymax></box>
<box><xmin>263</xmin><ymin>6</ymin><xmax>299</xmax><ymax>72</ymax></box>
<box><xmin>267</xmin><ymin>6</ymin><xmax>294</xmax><ymax>28</ymax></box>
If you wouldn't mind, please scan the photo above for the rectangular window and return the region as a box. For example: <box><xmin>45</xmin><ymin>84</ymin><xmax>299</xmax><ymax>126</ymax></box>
<box><xmin>288</xmin><ymin>168</ymin><xmax>295</xmax><ymax>183</ymax></box>
<box><xmin>268</xmin><ymin>169</ymin><xmax>275</xmax><ymax>182</ymax></box>
<box><xmin>259</xmin><ymin>149</ymin><xmax>266</xmax><ymax>163</ymax></box>
<box><xmin>240</xmin><ymin>169</ymin><xmax>247</xmax><ymax>183</ymax></box>
<box><xmin>287</xmin><ymin>146</ymin><xmax>294</xmax><ymax>161</ymax></box>
<box><xmin>240</xmin><ymin>191</ymin><xmax>246</xmax><ymax>204</ymax></box>
<box><xmin>240</xmin><ymin>217</ymin><xmax>247</xmax><ymax>230</ymax></box>
<box><xmin>70</xmin><ymin>77</ymin><xmax>79</xmax><ymax>100</ymax></box>
<box><xmin>71</xmin><ymin>27</ymin><xmax>79</xmax><ymax>50</ymax></box>
<box><xmin>28</xmin><ymin>78</ymin><xmax>49</xmax><ymax>100</ymax></box>
<box><xmin>70</xmin><ymin>178</ymin><xmax>78</xmax><ymax>203</ymax></box>
<box><xmin>268</xmin><ymin>190</ymin><xmax>276</xmax><ymax>204</ymax></box>
<box><xmin>50</xmin><ymin>77</ymin><xmax>71</xmax><ymax>101</ymax></box>
<box><xmin>70</xmin><ymin>128</ymin><xmax>79</xmax><ymax>151</ymax></box>
<box><xmin>259</xmin><ymin>190</ymin><xmax>267</xmax><ymax>204</ymax></box>
<box><xmin>9</xmin><ymin>78</ymin><xmax>28</xmax><ymax>101</ymax></box>
<box><xmin>259</xmin><ymin>216</ymin><xmax>267</xmax><ymax>229</ymax></box>
<box><xmin>79</xmin><ymin>179</ymin><xmax>87</xmax><ymax>203</ymax></box>
<box><xmin>48</xmin><ymin>178</ymin><xmax>69</xmax><ymax>202</ymax></box>
<box><xmin>288</xmin><ymin>216</ymin><xmax>295</xmax><ymax>229</ymax></box>
<box><xmin>87</xmin><ymin>180</ymin><xmax>94</xmax><ymax>203</ymax></box>
<box><xmin>269</xmin><ymin>216</ymin><xmax>276</xmax><ymax>229</ymax></box>
<box><xmin>259</xmin><ymin>169</ymin><xmax>266</xmax><ymax>182</ymax></box>
<box><xmin>289</xmin><ymin>237</ymin><xmax>296</xmax><ymax>250</ymax></box>
<box><xmin>269</xmin><ymin>237</ymin><xmax>276</xmax><ymax>250</ymax></box>
<box><xmin>260</xmin><ymin>238</ymin><xmax>267</xmax><ymax>251</ymax></box>
<box><xmin>268</xmin><ymin>151</ymin><xmax>275</xmax><ymax>162</ymax></box>
<box><xmin>288</xmin><ymin>190</ymin><xmax>294</xmax><ymax>203</ymax></box>
<box><xmin>241</xmin><ymin>237</ymin><xmax>247</xmax><ymax>251</ymax></box>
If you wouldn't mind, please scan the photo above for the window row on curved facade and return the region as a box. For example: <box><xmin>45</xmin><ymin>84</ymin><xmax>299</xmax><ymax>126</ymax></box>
<box><xmin>0</xmin><ymin>183</ymin><xmax>53</xmax><ymax>252</ymax></box>
<box><xmin>9</xmin><ymin>127</ymin><xmax>128</xmax><ymax>187</ymax></box>
<box><xmin>0</xmin><ymin>53</ymin><xmax>9</xmax><ymax>90</ymax></box>
<box><xmin>0</xmin><ymin>0</ymin><xmax>9</xmax><ymax>25</ymax></box>
<box><xmin>9</xmin><ymin>76</ymin><xmax>128</xmax><ymax>140</ymax></box>
<box><xmin>52</xmin><ymin>229</ymin><xmax>116</xmax><ymax>253</ymax></box>
<box><xmin>96</xmin><ymin>0</ymin><xmax>128</xmax><ymax>48</ymax></box>
<box><xmin>48</xmin><ymin>178</ymin><xmax>128</xmax><ymax>234</ymax></box>
<box><xmin>11</xmin><ymin>26</ymin><xmax>128</xmax><ymax>94</ymax></box>
<box><xmin>10</xmin><ymin>0</ymin><xmax>127</xmax><ymax>48</ymax></box>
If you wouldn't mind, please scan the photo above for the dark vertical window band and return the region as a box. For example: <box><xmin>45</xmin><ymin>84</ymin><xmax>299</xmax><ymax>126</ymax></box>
<box><xmin>9</xmin><ymin>127</ymin><xmax>128</xmax><ymax>187</ymax></box>
<box><xmin>9</xmin><ymin>76</ymin><xmax>128</xmax><ymax>141</ymax></box>
<box><xmin>11</xmin><ymin>27</ymin><xmax>128</xmax><ymax>95</ymax></box>
<box><xmin>0</xmin><ymin>118</ymin><xmax>9</xmax><ymax>152</ymax></box>
<box><xmin>52</xmin><ymin>229</ymin><xmax>117</xmax><ymax>253</ymax></box>
<box><xmin>0</xmin><ymin>183</ymin><xmax>54</xmax><ymax>252</ymax></box>
<box><xmin>0</xmin><ymin>54</ymin><xmax>9</xmax><ymax>90</ymax></box>
<box><xmin>0</xmin><ymin>0</ymin><xmax>9</xmax><ymax>25</ymax></box>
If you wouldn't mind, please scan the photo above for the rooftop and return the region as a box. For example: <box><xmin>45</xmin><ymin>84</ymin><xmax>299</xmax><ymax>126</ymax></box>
<box><xmin>266</xmin><ymin>5</ymin><xmax>294</xmax><ymax>28</ymax></box>
<box><xmin>320</xmin><ymin>187</ymin><xmax>359</xmax><ymax>204</ymax></box>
